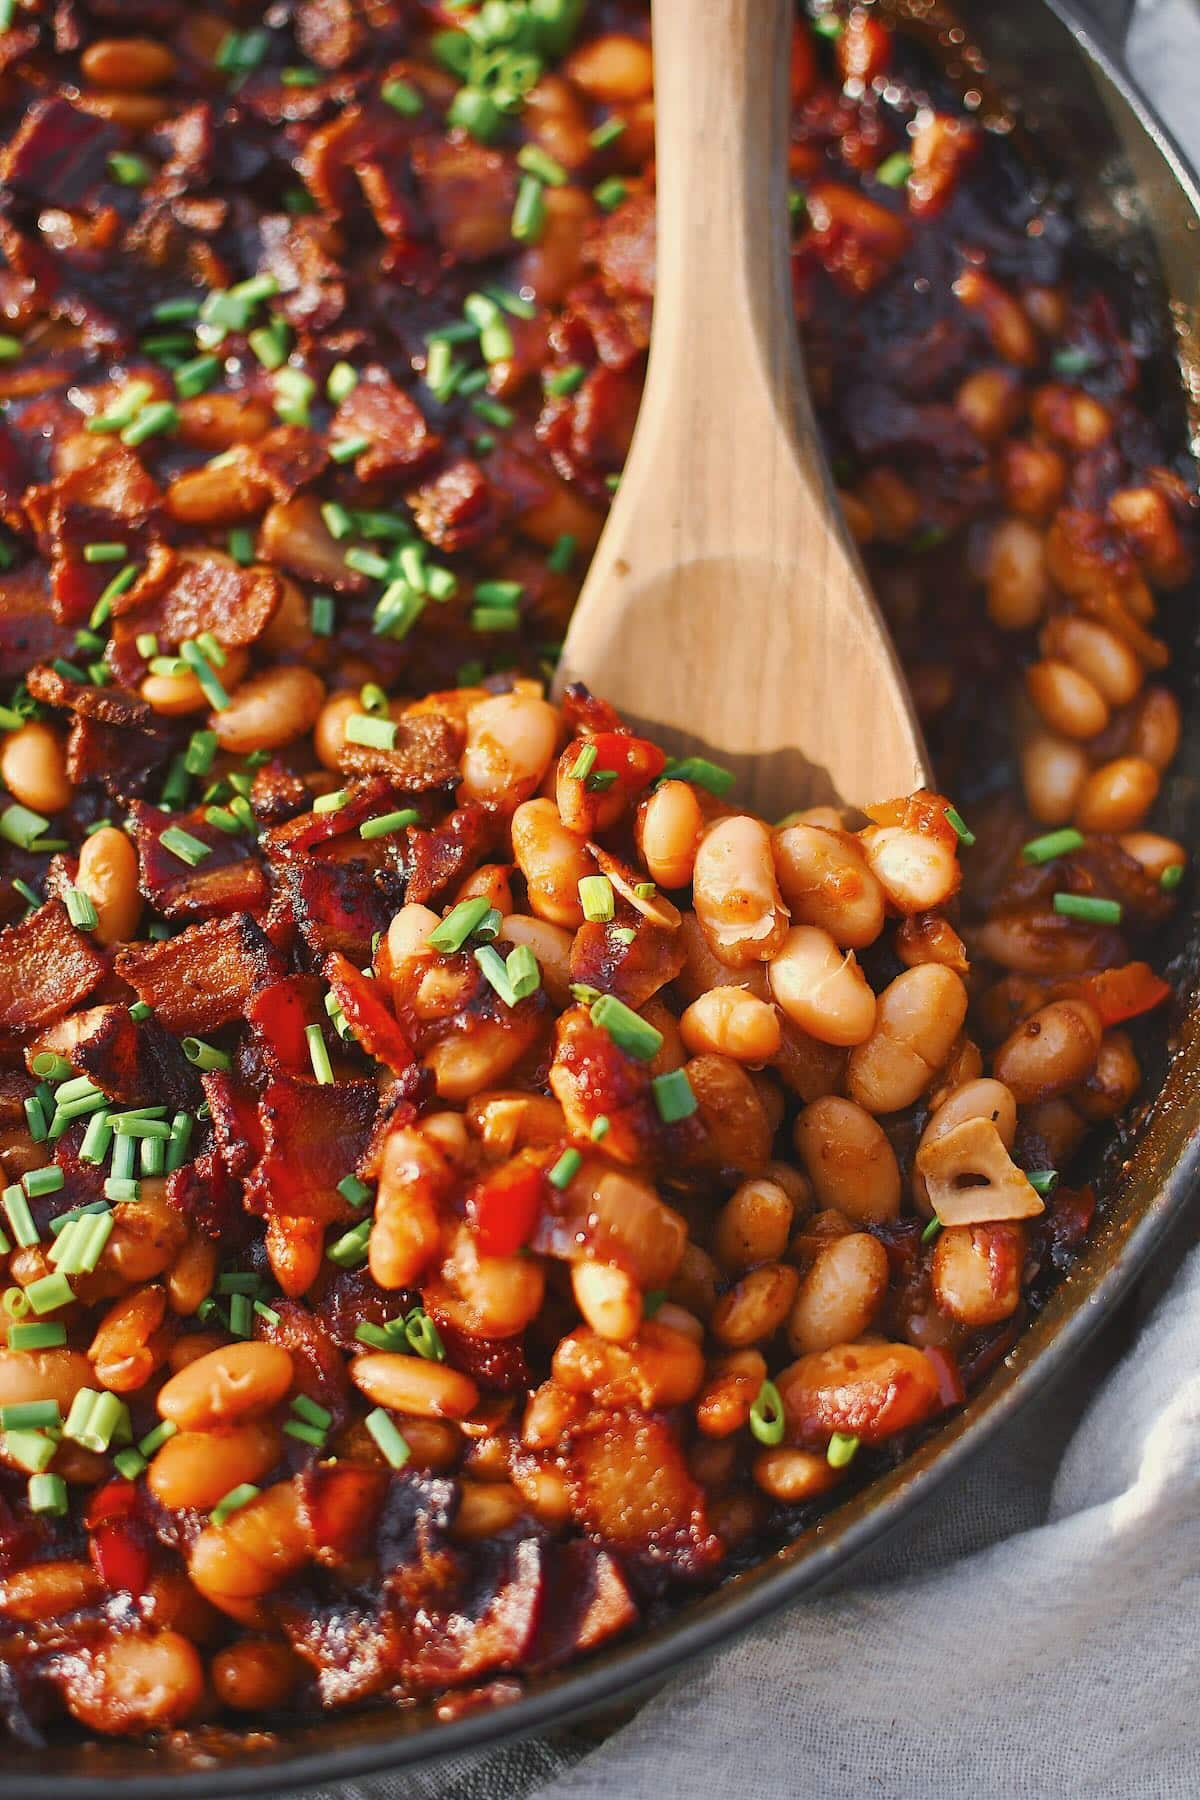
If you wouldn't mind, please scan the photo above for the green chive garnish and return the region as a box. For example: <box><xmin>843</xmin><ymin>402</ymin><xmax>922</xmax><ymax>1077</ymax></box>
<box><xmin>748</xmin><ymin>1379</ymin><xmax>786</xmax><ymax>1446</ymax></box>
<box><xmin>589</xmin><ymin>994</ymin><xmax>663</xmax><ymax>1062</ymax></box>
<box><xmin>1022</xmin><ymin>827</ymin><xmax>1085</xmax><ymax>864</ymax></box>
<box><xmin>1052</xmin><ymin>893</ymin><xmax>1121</xmax><ymax>925</ymax></box>
<box><xmin>827</xmin><ymin>1432</ymin><xmax>860</xmax><ymax>1469</ymax></box>
<box><xmin>651</xmin><ymin>1068</ymin><xmax>698</xmax><ymax>1124</ymax></box>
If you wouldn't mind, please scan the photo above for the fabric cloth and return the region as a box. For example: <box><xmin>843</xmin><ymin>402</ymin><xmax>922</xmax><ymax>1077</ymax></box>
<box><xmin>306</xmin><ymin>6</ymin><xmax>1200</xmax><ymax>1795</ymax></box>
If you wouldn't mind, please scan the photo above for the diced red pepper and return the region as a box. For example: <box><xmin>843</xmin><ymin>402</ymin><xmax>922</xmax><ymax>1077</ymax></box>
<box><xmin>467</xmin><ymin>1161</ymin><xmax>546</xmax><ymax>1258</ymax></box>
<box><xmin>83</xmin><ymin>1476</ymin><xmax>137</xmax><ymax>1529</ymax></box>
<box><xmin>923</xmin><ymin>1344</ymin><xmax>965</xmax><ymax>1411</ymax></box>
<box><xmin>1081</xmin><ymin>961</ymin><xmax>1172</xmax><ymax>1027</ymax></box>
<box><xmin>582</xmin><ymin>731</ymin><xmax>667</xmax><ymax>793</ymax></box>
<box><xmin>90</xmin><ymin>1520</ymin><xmax>151</xmax><ymax>1595</ymax></box>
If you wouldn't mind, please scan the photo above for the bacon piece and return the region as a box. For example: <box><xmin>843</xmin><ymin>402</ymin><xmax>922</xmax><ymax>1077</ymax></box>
<box><xmin>324</xmin><ymin>952</ymin><xmax>414</xmax><ymax>1074</ymax></box>
<box><xmin>26</xmin><ymin>661</ymin><xmax>153</xmax><ymax>728</ymax></box>
<box><xmin>284</xmin><ymin>857</ymin><xmax>397</xmax><ymax>967</ymax></box>
<box><xmin>408</xmin><ymin>1534</ymin><xmax>548</xmax><ymax>1693</ymax></box>
<box><xmin>31</xmin><ymin>1004</ymin><xmax>198</xmax><ymax>1109</ymax></box>
<box><xmin>334</xmin><ymin>708</ymin><xmax>461</xmax><ymax>790</ymax></box>
<box><xmin>590</xmin><ymin>192</ymin><xmax>657</xmax><ymax>300</ymax></box>
<box><xmin>410</xmin><ymin>137</ymin><xmax>517</xmax><ymax>262</ymax></box>
<box><xmin>259</xmin><ymin>1299</ymin><xmax>353</xmax><ymax>1426</ymax></box>
<box><xmin>527</xmin><ymin>1540</ymin><xmax>637</xmax><ymax>1670</ymax></box>
<box><xmin>126</xmin><ymin>801</ymin><xmax>268</xmax><ymax>920</ymax></box>
<box><xmin>256</xmin><ymin>213</ymin><xmax>348</xmax><ymax>331</ymax></box>
<box><xmin>566</xmin><ymin>1410</ymin><xmax>721</xmax><ymax>1574</ymax></box>
<box><xmin>331</xmin><ymin>368</ymin><xmax>441</xmax><ymax>480</ymax></box>
<box><xmin>167</xmin><ymin>1148</ymin><xmax>246</xmax><ymax>1246</ymax></box>
<box><xmin>0</xmin><ymin>566</ymin><xmax>72</xmax><ymax>680</ymax></box>
<box><xmin>108</xmin><ymin>550</ymin><xmax>280</xmax><ymax>686</ymax></box>
<box><xmin>200</xmin><ymin>1072</ymin><xmax>264</xmax><ymax>1179</ymax></box>
<box><xmin>247</xmin><ymin>974</ymin><xmax>328</xmax><ymax>1079</ymax></box>
<box><xmin>565</xmin><ymin>278</ymin><xmax>649</xmax><ymax>372</ymax></box>
<box><xmin>263</xmin><ymin>777</ymin><xmax>419</xmax><ymax>859</ymax></box>
<box><xmin>295</xmin><ymin>0</ymin><xmax>367</xmax><ymax>68</ymax></box>
<box><xmin>0</xmin><ymin>97</ymin><xmax>118</xmax><ymax>204</ymax></box>
<box><xmin>406</xmin><ymin>458</ymin><xmax>507</xmax><ymax>555</ymax></box>
<box><xmin>0</xmin><ymin>901</ymin><xmax>107</xmax><ymax>1031</ymax></box>
<box><xmin>801</xmin><ymin>178</ymin><xmax>912</xmax><ymax>296</ymax></box>
<box><xmin>65</xmin><ymin>712</ymin><xmax>173</xmax><ymax>805</ymax></box>
<box><xmin>548</xmin><ymin>1009</ymin><xmax>661</xmax><ymax>1166</ymax></box>
<box><xmin>115</xmin><ymin>913</ymin><xmax>283</xmax><ymax>1034</ymax></box>
<box><xmin>244</xmin><ymin>1074</ymin><xmax>379</xmax><ymax>1233</ymax></box>
<box><xmin>427</xmin><ymin>1311</ymin><xmax>530</xmax><ymax>1395</ymax></box>
<box><xmin>404</xmin><ymin>804</ymin><xmax>490</xmax><ymax>906</ymax></box>
<box><xmin>568</xmin><ymin>919</ymin><xmax>686</xmax><ymax>1011</ymax></box>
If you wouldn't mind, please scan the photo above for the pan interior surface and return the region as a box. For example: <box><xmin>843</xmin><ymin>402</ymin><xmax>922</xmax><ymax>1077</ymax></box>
<box><xmin>7</xmin><ymin>3</ymin><xmax>1200</xmax><ymax>1793</ymax></box>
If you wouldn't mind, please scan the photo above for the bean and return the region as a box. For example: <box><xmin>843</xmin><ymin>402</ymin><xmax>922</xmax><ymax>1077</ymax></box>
<box><xmin>1072</xmin><ymin>1029</ymin><xmax>1140</xmax><ymax>1123</ymax></box>
<box><xmin>0</xmin><ymin>1559</ymin><xmax>104</xmax><ymax>1622</ymax></box>
<box><xmin>752</xmin><ymin>1446</ymin><xmax>842</xmax><ymax>1503</ymax></box>
<box><xmin>61</xmin><ymin>1632</ymin><xmax>204</xmax><ymax>1735</ymax></box>
<box><xmin>510</xmin><ymin>797</ymin><xmax>592</xmax><ymax>926</ymax></box>
<box><xmin>89</xmin><ymin>1284</ymin><xmax>169</xmax><ymax>1393</ymax></box>
<box><xmin>522</xmin><ymin>1379</ymin><xmax>582</xmax><ymax>1449</ymax></box>
<box><xmin>712</xmin><ymin>1177</ymin><xmax>794</xmax><ymax>1272</ymax></box>
<box><xmin>0</xmin><ymin>720</ymin><xmax>70</xmax><ymax>815</ymax></box>
<box><xmin>466</xmin><ymin>1089</ymin><xmax>566</xmax><ymax>1156</ymax></box>
<box><xmin>212</xmin><ymin>1639</ymin><xmax>300</xmax><ymax>1713</ymax></box>
<box><xmin>694</xmin><ymin>1349</ymin><xmax>766</xmax><ymax>1437</ymax></box>
<box><xmin>1020</xmin><ymin>730</ymin><xmax>1089</xmax><ymax>824</ymax></box>
<box><xmin>955</xmin><ymin>368</ymin><xmax>1024</xmax><ymax>444</ymax></box>
<box><xmin>768</xmin><ymin>925</ymin><xmax>876</xmax><ymax>1046</ymax></box>
<box><xmin>709</xmin><ymin>1262</ymin><xmax>799</xmax><ymax>1348</ymax></box>
<box><xmin>167</xmin><ymin>1333</ymin><xmax>228</xmax><ymax>1374</ymax></box>
<box><xmin>1107</xmin><ymin>485</ymin><xmax>1190</xmax><ymax>588</ymax></box>
<box><xmin>314</xmin><ymin>690</ymin><xmax>362</xmax><ymax>768</ymax></box>
<box><xmin>369</xmin><ymin>1126</ymin><xmax>450</xmax><ymax>1291</ymax></box>
<box><xmin>992</xmin><ymin>997</ymin><xmax>1103</xmax><ymax>1103</ymax></box>
<box><xmin>669</xmin><ymin>1242</ymin><xmax>720</xmax><ymax>1320</ymax></box>
<box><xmin>1026</xmin><ymin>658</ymin><xmax>1110</xmax><ymax>740</ymax></box>
<box><xmin>1074</xmin><ymin>756</ymin><xmax>1159</xmax><ymax>831</ymax></box>
<box><xmin>496</xmin><ymin>914</ymin><xmax>572</xmax><ymax>1007</ymax></box>
<box><xmin>75</xmin><ymin>825</ymin><xmax>142</xmax><ymax>946</ymax></box>
<box><xmin>693</xmin><ymin>815</ymin><xmax>790</xmax><ymax>966</ymax></box>
<box><xmin>565</xmin><ymin>32</ymin><xmax>654</xmax><ymax>100</ymax></box>
<box><xmin>175</xmin><ymin>392</ymin><xmax>273</xmax><ymax>451</ymax></box>
<box><xmin>685</xmin><ymin>1052</ymin><xmax>776</xmax><ymax>1169</ymax></box>
<box><xmin>0</xmin><ymin>1348</ymin><xmax>93</xmax><ymax>1413</ymax></box>
<box><xmin>1128</xmin><ymin>687</ymin><xmax>1181</xmax><ymax>770</ymax></box>
<box><xmin>454</xmin><ymin>862</ymin><xmax>515</xmax><ymax>916</ymax></box>
<box><xmin>148</xmin><ymin>1421</ymin><xmax>284</xmax><ymax>1512</ymax></box>
<box><xmin>76</xmin><ymin>90</ymin><xmax>170</xmax><ymax>129</ymax></box>
<box><xmin>792</xmin><ymin>1096</ymin><xmax>901</xmax><ymax>1222</ymax></box>
<box><xmin>212</xmin><ymin>665</ymin><xmax>325</xmax><ymax>754</ymax></box>
<box><xmin>189</xmin><ymin>1480</ymin><xmax>312</xmax><ymax>1606</ymax></box>
<box><xmin>165</xmin><ymin>461</ymin><xmax>264</xmax><ymax>526</ymax></box>
<box><xmin>1117</xmin><ymin>831</ymin><xmax>1187</xmax><ymax>883</ymax></box>
<box><xmin>426</xmin><ymin>1020</ymin><xmax>537</xmax><ymax>1101</ymax></box>
<box><xmin>953</xmin><ymin>269</ymin><xmax>1039</xmax><ymax>365</ymax></box>
<box><xmin>845</xmin><ymin>965</ymin><xmax>969</xmax><ymax>1114</ymax></box>
<box><xmin>167</xmin><ymin>1230</ymin><xmax>220</xmax><ymax>1316</ymax></box>
<box><xmin>772</xmin><ymin>824</ymin><xmax>886</xmax><ymax>948</ymax></box>
<box><xmin>142</xmin><ymin>647</ymin><xmax>248</xmax><ymax>716</ymax></box>
<box><xmin>460</xmin><ymin>692</ymin><xmax>559</xmax><ymax>807</ymax></box>
<box><xmin>571</xmin><ymin>1260</ymin><xmax>642</xmax><ymax>1343</ymax></box>
<box><xmin>860</xmin><ymin>822</ymin><xmax>960</xmax><ymax>913</ymax></box>
<box><xmin>511</xmin><ymin>1459</ymin><xmax>573</xmax><ymax>1524</ymax></box>
<box><xmin>1029</xmin><ymin>382</ymin><xmax>1112</xmax><ymax>451</ymax></box>
<box><xmin>351</xmin><ymin>1353</ymin><xmax>480</xmax><ymax>1419</ymax></box>
<box><xmin>1042</xmin><ymin>615</ymin><xmax>1142</xmax><ymax>707</ymax></box>
<box><xmin>931</xmin><ymin>1222</ymin><xmax>1024</xmax><ymax>1325</ymax></box>
<box><xmin>776</xmin><ymin>1341</ymin><xmax>941</xmax><ymax>1445</ymax></box>
<box><xmin>787</xmin><ymin>1232</ymin><xmax>890</xmax><ymax>1355</ymax></box>
<box><xmin>522</xmin><ymin>73</ymin><xmax>593</xmax><ymax>171</ymax></box>
<box><xmin>985</xmin><ymin>517</ymin><xmax>1049</xmax><ymax>629</ymax></box>
<box><xmin>452</xmin><ymin>1482</ymin><xmax>526</xmax><ymax>1541</ymax></box>
<box><xmin>81</xmin><ymin>37</ymin><xmax>176</xmax><ymax>89</ymax></box>
<box><xmin>436</xmin><ymin>1222</ymin><xmax>545</xmax><ymax>1338</ymax></box>
<box><xmin>679</xmin><ymin>985</ymin><xmax>782</xmax><ymax>1063</ymax></box>
<box><xmin>637</xmin><ymin>780</ymin><xmax>705</xmax><ymax>888</ymax></box>
<box><xmin>999</xmin><ymin>440</ymin><xmax>1066</xmax><ymax>518</ymax></box>
<box><xmin>156</xmin><ymin>1341</ymin><xmax>294</xmax><ymax>1430</ymax></box>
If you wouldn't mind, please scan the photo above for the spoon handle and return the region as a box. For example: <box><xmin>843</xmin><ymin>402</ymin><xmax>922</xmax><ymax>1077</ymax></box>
<box><xmin>643</xmin><ymin>0</ymin><xmax>814</xmax><ymax>487</ymax></box>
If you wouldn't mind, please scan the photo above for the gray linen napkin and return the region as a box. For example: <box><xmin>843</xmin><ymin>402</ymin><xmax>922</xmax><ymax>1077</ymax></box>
<box><xmin>305</xmin><ymin>4</ymin><xmax>1200</xmax><ymax>1794</ymax></box>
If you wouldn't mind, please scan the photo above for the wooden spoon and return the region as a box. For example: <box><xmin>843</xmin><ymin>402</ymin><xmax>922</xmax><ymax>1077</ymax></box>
<box><xmin>553</xmin><ymin>0</ymin><xmax>928</xmax><ymax>817</ymax></box>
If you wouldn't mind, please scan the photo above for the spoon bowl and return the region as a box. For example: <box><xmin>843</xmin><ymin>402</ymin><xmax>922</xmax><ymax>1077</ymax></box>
<box><xmin>554</xmin><ymin>0</ymin><xmax>928</xmax><ymax>817</ymax></box>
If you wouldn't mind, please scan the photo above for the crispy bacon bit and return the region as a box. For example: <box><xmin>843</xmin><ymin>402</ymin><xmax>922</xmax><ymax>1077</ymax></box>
<box><xmin>0</xmin><ymin>901</ymin><xmax>107</xmax><ymax>1031</ymax></box>
<box><xmin>335</xmin><ymin>708</ymin><xmax>461</xmax><ymax>790</ymax></box>
<box><xmin>201</xmin><ymin>1072</ymin><xmax>264</xmax><ymax>1178</ymax></box>
<box><xmin>256</xmin><ymin>213</ymin><xmax>348</xmax><ymax>332</ymax></box>
<box><xmin>590</xmin><ymin>192</ymin><xmax>657</xmax><ymax>300</ymax></box>
<box><xmin>31</xmin><ymin>1003</ymin><xmax>197</xmax><ymax>1108</ymax></box>
<box><xmin>528</xmin><ymin>1540</ymin><xmax>637</xmax><ymax>1670</ymax></box>
<box><xmin>284</xmin><ymin>856</ymin><xmax>398</xmax><ymax>967</ymax></box>
<box><xmin>167</xmin><ymin>1148</ymin><xmax>245</xmax><ymax>1245</ymax></box>
<box><xmin>115</xmin><ymin>913</ymin><xmax>283</xmax><ymax>1034</ymax></box>
<box><xmin>0</xmin><ymin>565</ymin><xmax>72</xmax><ymax>680</ymax></box>
<box><xmin>801</xmin><ymin>178</ymin><xmax>912</xmax><ymax>296</ymax></box>
<box><xmin>567</xmin><ymin>1410</ymin><xmax>721</xmax><ymax>1573</ymax></box>
<box><xmin>324</xmin><ymin>952</ymin><xmax>414</xmax><ymax>1074</ymax></box>
<box><xmin>126</xmin><ymin>801</ymin><xmax>268</xmax><ymax>920</ymax></box>
<box><xmin>410</xmin><ymin>137</ymin><xmax>517</xmax><ymax>262</ymax></box>
<box><xmin>406</xmin><ymin>459</ymin><xmax>506</xmax><ymax>555</ymax></box>
<box><xmin>331</xmin><ymin>369</ymin><xmax>441</xmax><ymax>480</ymax></box>
<box><xmin>247</xmin><ymin>974</ymin><xmax>328</xmax><ymax>1079</ymax></box>
<box><xmin>109</xmin><ymin>550</ymin><xmax>280</xmax><ymax>684</ymax></box>
<box><xmin>245</xmin><ymin>1074</ymin><xmax>379</xmax><ymax>1234</ymax></box>
<box><xmin>0</xmin><ymin>98</ymin><xmax>118</xmax><ymax>205</ymax></box>
<box><xmin>404</xmin><ymin>804</ymin><xmax>490</xmax><ymax>906</ymax></box>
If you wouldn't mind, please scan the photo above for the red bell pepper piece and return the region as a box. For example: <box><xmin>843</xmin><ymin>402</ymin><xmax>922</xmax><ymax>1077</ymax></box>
<box><xmin>90</xmin><ymin>1520</ymin><xmax>150</xmax><ymax>1596</ymax></box>
<box><xmin>924</xmin><ymin>1344</ymin><xmax>966</xmax><ymax>1411</ymax></box>
<box><xmin>1081</xmin><ymin>962</ymin><xmax>1172</xmax><ymax>1027</ymax></box>
<box><xmin>467</xmin><ymin>1161</ymin><xmax>546</xmax><ymax>1258</ymax></box>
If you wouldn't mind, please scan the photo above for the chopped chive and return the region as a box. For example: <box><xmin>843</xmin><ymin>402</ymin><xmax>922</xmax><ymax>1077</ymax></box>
<box><xmin>247</xmin><ymin>319</ymin><xmax>290</xmax><ymax>369</ymax></box>
<box><xmin>570</xmin><ymin>743</ymin><xmax>598</xmax><ymax>781</ymax></box>
<box><xmin>359</xmin><ymin>808</ymin><xmax>420</xmax><ymax>840</ymax></box>
<box><xmin>1022</xmin><ymin>827</ymin><xmax>1085</xmax><ymax>864</ymax></box>
<box><xmin>1027</xmin><ymin>1169</ymin><xmax>1059</xmax><ymax>1198</ymax></box>
<box><xmin>22</xmin><ymin>1094</ymin><xmax>47</xmax><ymax>1142</ymax></box>
<box><xmin>23</xmin><ymin>1166</ymin><xmax>64</xmax><ymax>1199</ymax></box>
<box><xmin>140</xmin><ymin>1136</ymin><xmax>165</xmax><ymax>1177</ymax></box>
<box><xmin>512</xmin><ymin>171</ymin><xmax>548</xmax><ymax>243</ymax></box>
<box><xmin>546</xmin><ymin>532</ymin><xmax>577</xmax><ymax>574</ymax></box>
<box><xmin>506</xmin><ymin>943</ymin><xmax>540</xmax><ymax>1001</ymax></box>
<box><xmin>474</xmin><ymin>943</ymin><xmax>517</xmax><ymax>1007</ymax></box>
<box><xmin>381</xmin><ymin>76</ymin><xmax>423</xmax><ymax>116</ymax></box>
<box><xmin>516</xmin><ymin>143</ymin><xmax>568</xmax><ymax>187</ymax></box>
<box><xmin>272</xmin><ymin>367</ymin><xmax>315</xmax><ymax>427</ymax></box>
<box><xmin>651</xmin><ymin>1068</ymin><xmax>698</xmax><ymax>1124</ymax></box>
<box><xmin>212</xmin><ymin>1483</ymin><xmax>260</xmax><ymax>1524</ymax></box>
<box><xmin>306</xmin><ymin>1023</ymin><xmax>334</xmax><ymax>1086</ymax></box>
<box><xmin>1161</xmin><ymin>863</ymin><xmax>1185</xmax><ymax>892</ymax></box>
<box><xmin>344</xmin><ymin>546</ymin><xmax>391</xmax><ymax>580</ymax></box>
<box><xmin>749</xmin><ymin>1378</ymin><xmax>786</xmax><ymax>1446</ymax></box>
<box><xmin>330</xmin><ymin>434</ymin><xmax>371</xmax><ymax>464</ymax></box>
<box><xmin>827</xmin><ymin>1431</ymin><xmax>860</xmax><ymax>1469</ymax></box>
<box><xmin>137</xmin><ymin>1420</ymin><xmax>177</xmax><ymax>1457</ymax></box>
<box><xmin>326</xmin><ymin>1218</ymin><xmax>372</xmax><ymax>1269</ymax></box>
<box><xmin>283</xmin><ymin>1418</ymin><xmax>326</xmax><ymax>1447</ymax></box>
<box><xmin>310</xmin><ymin>593</ymin><xmax>335</xmax><ymax>636</ymax></box>
<box><xmin>165</xmin><ymin>1111</ymin><xmax>194</xmax><ymax>1174</ymax></box>
<box><xmin>813</xmin><ymin>12</ymin><xmax>844</xmax><ymax>38</ymax></box>
<box><xmin>944</xmin><ymin>806</ymin><xmax>975</xmax><ymax>847</ymax></box>
<box><xmin>111</xmin><ymin>1114</ymin><xmax>171</xmax><ymax>1139</ymax></box>
<box><xmin>64</xmin><ymin>888</ymin><xmax>99</xmax><ymax>931</ymax></box>
<box><xmin>404</xmin><ymin>1307</ymin><xmax>444</xmax><ymax>1361</ymax></box>
<box><xmin>345</xmin><ymin>713</ymin><xmax>397</xmax><ymax>752</ymax></box>
<box><xmin>660</xmin><ymin>756</ymin><xmax>736</xmax><ymax>797</ymax></box>
<box><xmin>228</xmin><ymin>1292</ymin><xmax>253</xmax><ymax>1338</ymax></box>
<box><xmin>113</xmin><ymin>1448</ymin><xmax>148</xmax><ymax>1480</ymax></box>
<box><xmin>129</xmin><ymin>1001</ymin><xmax>153</xmax><ymax>1023</ymax></box>
<box><xmin>0</xmin><ymin>802</ymin><xmax>50</xmax><ymax>849</ymax></box>
<box><xmin>182</xmin><ymin>1037</ymin><xmax>231</xmax><ymax>1072</ymax></box>
<box><xmin>82</xmin><ymin>541</ymin><xmax>127</xmax><ymax>565</ymax></box>
<box><xmin>313</xmin><ymin>788</ymin><xmax>349</xmax><ymax>815</ymax></box>
<box><xmin>1</xmin><ymin>1399</ymin><xmax>61</xmax><ymax>1431</ymax></box>
<box><xmin>321</xmin><ymin>502</ymin><xmax>354</xmax><ymax>543</ymax></box>
<box><xmin>426</xmin><ymin>896</ymin><xmax>493</xmax><ymax>954</ymax></box>
<box><xmin>875</xmin><ymin>151</ymin><xmax>913</xmax><ymax>187</ymax></box>
<box><xmin>545</xmin><ymin>362</ymin><xmax>586</xmax><ymax>397</ymax></box>
<box><xmin>174</xmin><ymin>353</ymin><xmax>221</xmax><ymax>399</ymax></box>
<box><xmin>9</xmin><ymin>1321</ymin><xmax>66</xmax><ymax>1350</ymax></box>
<box><xmin>1052</xmin><ymin>893</ymin><xmax>1122</xmax><ymax>925</ymax></box>
<box><xmin>470</xmin><ymin>395</ymin><xmax>514</xmax><ymax>428</ymax></box>
<box><xmin>227</xmin><ymin>526</ymin><xmax>255</xmax><ymax>566</ymax></box>
<box><xmin>921</xmin><ymin>1215</ymin><xmax>943</xmax><ymax>1245</ymax></box>
<box><xmin>593</xmin><ymin>176</ymin><xmax>627</xmax><ymax>211</ymax></box>
<box><xmin>152</xmin><ymin>296</ymin><xmax>202</xmax><ymax>323</ymax></box>
<box><xmin>1051</xmin><ymin>345</ymin><xmax>1096</xmax><ymax>377</ymax></box>
<box><xmin>588</xmin><ymin>115</ymin><xmax>626</xmax><ymax>149</ymax></box>
<box><xmin>253</xmin><ymin>1300</ymin><xmax>280</xmax><ymax>1325</ymax></box>
<box><xmin>5</xmin><ymin>1431</ymin><xmax>57</xmax><ymax>1473</ymax></box>
<box><xmin>364</xmin><ymin>1407</ymin><xmax>410</xmax><ymax>1468</ymax></box>
<box><xmin>179</xmin><ymin>638</ymin><xmax>230</xmax><ymax>710</ymax></box>
<box><xmin>578</xmin><ymin>875</ymin><xmax>615</xmax><ymax>922</ymax></box>
<box><xmin>75</xmin><ymin>1209</ymin><xmax>114</xmax><ymax>1272</ymax></box>
<box><xmin>107</xmin><ymin>151</ymin><xmax>153</xmax><ymax>187</ymax></box>
<box><xmin>28</xmin><ymin>1472</ymin><xmax>69</xmax><ymax>1515</ymax></box>
<box><xmin>589</xmin><ymin>994</ymin><xmax>663</xmax><ymax>1062</ymax></box>
<box><xmin>121</xmin><ymin>401</ymin><xmax>178</xmax><ymax>446</ymax></box>
<box><xmin>3</xmin><ymin>1185</ymin><xmax>38</xmax><ymax>1247</ymax></box>
<box><xmin>548</xmin><ymin>1147</ymin><xmax>582</xmax><ymax>1190</ymax></box>
<box><xmin>12</xmin><ymin>877</ymin><xmax>41</xmax><ymax>912</ymax></box>
<box><xmin>159</xmin><ymin>826</ymin><xmax>212</xmax><ymax>867</ymax></box>
<box><xmin>291</xmin><ymin>1393</ymin><xmax>332</xmax><ymax>1429</ymax></box>
<box><xmin>471</xmin><ymin>605</ymin><xmax>519</xmax><ymax>632</ymax></box>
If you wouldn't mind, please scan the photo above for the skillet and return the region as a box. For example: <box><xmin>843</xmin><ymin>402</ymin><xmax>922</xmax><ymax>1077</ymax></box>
<box><xmin>6</xmin><ymin>0</ymin><xmax>1200</xmax><ymax>1790</ymax></box>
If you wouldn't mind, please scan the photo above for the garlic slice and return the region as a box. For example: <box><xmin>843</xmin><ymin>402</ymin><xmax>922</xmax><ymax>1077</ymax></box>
<box><xmin>915</xmin><ymin>1115</ymin><xmax>1045</xmax><ymax>1226</ymax></box>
